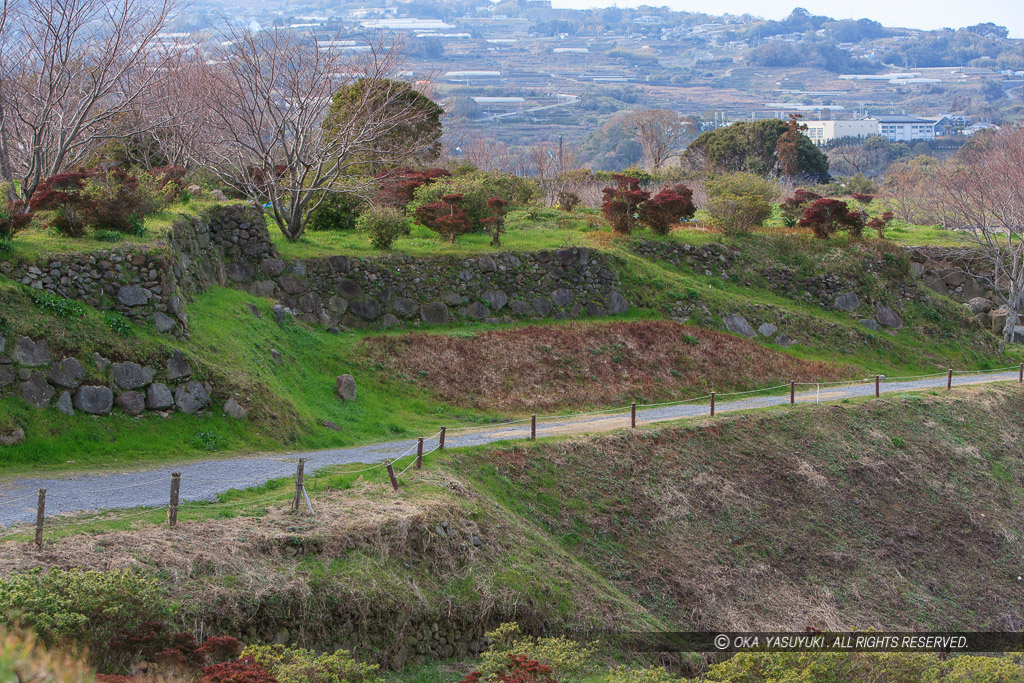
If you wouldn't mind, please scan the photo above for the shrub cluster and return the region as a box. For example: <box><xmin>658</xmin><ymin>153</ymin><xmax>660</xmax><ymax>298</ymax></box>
<box><xmin>410</xmin><ymin>172</ymin><xmax>540</xmax><ymax>233</ymax></box>
<box><xmin>306</xmin><ymin>191</ymin><xmax>365</xmax><ymax>232</ymax></box>
<box><xmin>477</xmin><ymin>623</ymin><xmax>597</xmax><ymax>682</ymax></box>
<box><xmin>600</xmin><ymin>175</ymin><xmax>696</xmax><ymax>235</ymax></box>
<box><xmin>29</xmin><ymin>167</ymin><xmax>162</xmax><ymax>236</ymax></box>
<box><xmin>779</xmin><ymin>188</ymin><xmax>822</xmax><ymax>225</ymax></box>
<box><xmin>242</xmin><ymin>644</ymin><xmax>382</xmax><ymax>683</ymax></box>
<box><xmin>704</xmin><ymin>172</ymin><xmax>777</xmax><ymax>235</ymax></box>
<box><xmin>355</xmin><ymin>206</ymin><xmax>407</xmax><ymax>249</ymax></box>
<box><xmin>374</xmin><ymin>167</ymin><xmax>451</xmax><ymax>207</ymax></box>
<box><xmin>0</xmin><ymin>568</ymin><xmax>172</xmax><ymax>672</ymax></box>
<box><xmin>798</xmin><ymin>198</ymin><xmax>865</xmax><ymax>238</ymax></box>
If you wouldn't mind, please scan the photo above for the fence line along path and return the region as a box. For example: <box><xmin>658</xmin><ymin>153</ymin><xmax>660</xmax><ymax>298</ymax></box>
<box><xmin>0</xmin><ymin>367</ymin><xmax>1021</xmax><ymax>528</ymax></box>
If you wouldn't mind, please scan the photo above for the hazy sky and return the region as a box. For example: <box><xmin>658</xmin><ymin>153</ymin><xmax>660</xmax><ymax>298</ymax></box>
<box><xmin>548</xmin><ymin>0</ymin><xmax>1024</xmax><ymax>38</ymax></box>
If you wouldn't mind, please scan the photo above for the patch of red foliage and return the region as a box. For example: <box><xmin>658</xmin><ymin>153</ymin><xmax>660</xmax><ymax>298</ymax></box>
<box><xmin>201</xmin><ymin>656</ymin><xmax>279</xmax><ymax>683</ymax></box>
<box><xmin>462</xmin><ymin>655</ymin><xmax>557</xmax><ymax>683</ymax></box>
<box><xmin>363</xmin><ymin>320</ymin><xmax>853</xmax><ymax>412</ymax></box>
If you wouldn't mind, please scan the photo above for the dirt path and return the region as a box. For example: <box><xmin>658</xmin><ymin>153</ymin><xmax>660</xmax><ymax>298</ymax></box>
<box><xmin>0</xmin><ymin>370</ymin><xmax>1018</xmax><ymax>527</ymax></box>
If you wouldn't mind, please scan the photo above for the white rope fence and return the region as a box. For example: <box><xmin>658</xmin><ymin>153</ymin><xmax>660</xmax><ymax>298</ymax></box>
<box><xmin>3</xmin><ymin>363</ymin><xmax>1022</xmax><ymax>545</ymax></box>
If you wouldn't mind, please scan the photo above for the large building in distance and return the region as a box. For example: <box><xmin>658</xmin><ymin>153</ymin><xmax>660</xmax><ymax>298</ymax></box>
<box><xmin>803</xmin><ymin>115</ymin><xmax>939</xmax><ymax>145</ymax></box>
<box><xmin>866</xmin><ymin>114</ymin><xmax>937</xmax><ymax>142</ymax></box>
<box><xmin>803</xmin><ymin>119</ymin><xmax>878</xmax><ymax>145</ymax></box>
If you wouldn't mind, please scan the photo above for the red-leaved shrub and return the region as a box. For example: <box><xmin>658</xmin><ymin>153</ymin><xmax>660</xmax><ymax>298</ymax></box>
<box><xmin>375</xmin><ymin>167</ymin><xmax>451</xmax><ymax>207</ymax></box>
<box><xmin>413</xmin><ymin>193</ymin><xmax>473</xmax><ymax>243</ymax></box>
<box><xmin>461</xmin><ymin>655</ymin><xmax>558</xmax><ymax>683</ymax></box>
<box><xmin>483</xmin><ymin>197</ymin><xmax>509</xmax><ymax>247</ymax></box>
<box><xmin>640</xmin><ymin>183</ymin><xmax>696</xmax><ymax>235</ymax></box>
<box><xmin>30</xmin><ymin>167</ymin><xmax>158</xmax><ymax>234</ymax></box>
<box><xmin>201</xmin><ymin>656</ymin><xmax>279</xmax><ymax>683</ymax></box>
<box><xmin>799</xmin><ymin>198</ymin><xmax>864</xmax><ymax>239</ymax></box>
<box><xmin>867</xmin><ymin>210</ymin><xmax>895</xmax><ymax>239</ymax></box>
<box><xmin>780</xmin><ymin>188</ymin><xmax>821</xmax><ymax>224</ymax></box>
<box><xmin>600</xmin><ymin>175</ymin><xmax>650</xmax><ymax>234</ymax></box>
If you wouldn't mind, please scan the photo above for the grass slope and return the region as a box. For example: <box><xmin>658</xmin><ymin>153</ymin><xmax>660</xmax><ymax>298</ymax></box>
<box><xmin>3</xmin><ymin>386</ymin><xmax>1023</xmax><ymax>662</ymax></box>
<box><xmin>1</xmin><ymin>223</ymin><xmax>1017</xmax><ymax>472</ymax></box>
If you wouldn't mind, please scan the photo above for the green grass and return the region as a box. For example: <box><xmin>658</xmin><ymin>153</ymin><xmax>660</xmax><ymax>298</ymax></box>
<box><xmin>1</xmin><ymin>197</ymin><xmax>1013</xmax><ymax>474</ymax></box>
<box><xmin>6</xmin><ymin>197</ymin><xmax>219</xmax><ymax>261</ymax></box>
<box><xmin>270</xmin><ymin>208</ymin><xmax>607</xmax><ymax>260</ymax></box>
<box><xmin>0</xmin><ymin>285</ymin><xmax>501</xmax><ymax>474</ymax></box>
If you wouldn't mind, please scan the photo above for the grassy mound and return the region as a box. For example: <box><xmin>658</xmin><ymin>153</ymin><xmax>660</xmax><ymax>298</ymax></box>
<box><xmin>4</xmin><ymin>386</ymin><xmax>1024</xmax><ymax>668</ymax></box>
<box><xmin>364</xmin><ymin>320</ymin><xmax>854</xmax><ymax>411</ymax></box>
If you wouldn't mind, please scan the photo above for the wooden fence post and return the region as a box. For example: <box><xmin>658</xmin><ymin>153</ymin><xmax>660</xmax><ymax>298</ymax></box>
<box><xmin>292</xmin><ymin>458</ymin><xmax>305</xmax><ymax>512</ymax></box>
<box><xmin>168</xmin><ymin>472</ymin><xmax>181</xmax><ymax>527</ymax></box>
<box><xmin>790</xmin><ymin>380</ymin><xmax>795</xmax><ymax>405</ymax></box>
<box><xmin>631</xmin><ymin>403</ymin><xmax>636</xmax><ymax>428</ymax></box>
<box><xmin>439</xmin><ymin>427</ymin><xmax>446</xmax><ymax>451</ymax></box>
<box><xmin>875</xmin><ymin>375</ymin><xmax>880</xmax><ymax>398</ymax></box>
<box><xmin>531</xmin><ymin>415</ymin><xmax>536</xmax><ymax>440</ymax></box>
<box><xmin>1019</xmin><ymin>363</ymin><xmax>1022</xmax><ymax>383</ymax></box>
<box><xmin>34</xmin><ymin>489</ymin><xmax>45</xmax><ymax>548</ymax></box>
<box><xmin>386</xmin><ymin>461</ymin><xmax>399</xmax><ymax>492</ymax></box>
<box><xmin>947</xmin><ymin>368</ymin><xmax>953</xmax><ymax>391</ymax></box>
<box><xmin>710</xmin><ymin>392</ymin><xmax>716</xmax><ymax>417</ymax></box>
<box><xmin>416</xmin><ymin>438</ymin><xmax>424</xmax><ymax>469</ymax></box>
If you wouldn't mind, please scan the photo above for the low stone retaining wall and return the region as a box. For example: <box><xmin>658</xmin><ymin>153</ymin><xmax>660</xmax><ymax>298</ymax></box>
<box><xmin>0</xmin><ymin>333</ymin><xmax>235</xmax><ymax>421</ymax></box>
<box><xmin>241</xmin><ymin>248</ymin><xmax>629</xmax><ymax>329</ymax></box>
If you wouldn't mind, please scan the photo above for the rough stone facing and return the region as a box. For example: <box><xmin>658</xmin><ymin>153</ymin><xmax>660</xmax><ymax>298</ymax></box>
<box><xmin>723</xmin><ymin>313</ymin><xmax>757</xmax><ymax>338</ymax></box>
<box><xmin>13</xmin><ymin>337</ymin><xmax>50</xmax><ymax>366</ymax></box>
<box><xmin>116</xmin><ymin>391</ymin><xmax>146</xmax><ymax>416</ymax></box>
<box><xmin>145</xmin><ymin>383</ymin><xmax>175</xmax><ymax>411</ymax></box>
<box><xmin>73</xmin><ymin>385</ymin><xmax>114</xmax><ymax>415</ymax></box>
<box><xmin>112</xmin><ymin>362</ymin><xmax>155</xmax><ymax>390</ymax></box>
<box><xmin>337</xmin><ymin>374</ymin><xmax>357</xmax><ymax>402</ymax></box>
<box><xmin>174</xmin><ymin>381</ymin><xmax>210</xmax><ymax>414</ymax></box>
<box><xmin>47</xmin><ymin>358</ymin><xmax>86</xmax><ymax>389</ymax></box>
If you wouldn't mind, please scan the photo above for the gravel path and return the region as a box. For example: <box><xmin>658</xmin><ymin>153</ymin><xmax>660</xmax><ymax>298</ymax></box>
<box><xmin>0</xmin><ymin>370</ymin><xmax>1018</xmax><ymax>527</ymax></box>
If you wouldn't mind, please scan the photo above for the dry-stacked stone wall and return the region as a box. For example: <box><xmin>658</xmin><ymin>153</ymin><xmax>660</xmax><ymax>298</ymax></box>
<box><xmin>239</xmin><ymin>248</ymin><xmax>630</xmax><ymax>329</ymax></box>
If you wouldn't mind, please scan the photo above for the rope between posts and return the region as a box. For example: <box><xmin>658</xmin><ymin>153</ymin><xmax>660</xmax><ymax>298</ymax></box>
<box><xmin>0</xmin><ymin>493</ymin><xmax>39</xmax><ymax>509</ymax></box>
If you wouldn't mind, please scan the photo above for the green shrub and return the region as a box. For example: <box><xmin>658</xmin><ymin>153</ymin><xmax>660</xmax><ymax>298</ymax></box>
<box><xmin>355</xmin><ymin>206</ymin><xmax>407</xmax><ymax>250</ymax></box>
<box><xmin>606</xmin><ymin>666</ymin><xmax>683</xmax><ymax>683</ymax></box>
<box><xmin>307</xmin><ymin>191</ymin><xmax>365</xmax><ymax>231</ymax></box>
<box><xmin>693</xmin><ymin>651</ymin><xmax>1024</xmax><ymax>682</ymax></box>
<box><xmin>0</xmin><ymin>568</ymin><xmax>172</xmax><ymax>671</ymax></box>
<box><xmin>480</xmin><ymin>623</ymin><xmax>597</xmax><ymax>683</ymax></box>
<box><xmin>27</xmin><ymin>289</ymin><xmax>85</xmax><ymax>318</ymax></box>
<box><xmin>93</xmin><ymin>230</ymin><xmax>125</xmax><ymax>243</ymax></box>
<box><xmin>103</xmin><ymin>312</ymin><xmax>134</xmax><ymax>337</ymax></box>
<box><xmin>410</xmin><ymin>173</ymin><xmax>540</xmax><ymax>233</ymax></box>
<box><xmin>243</xmin><ymin>644</ymin><xmax>382</xmax><ymax>683</ymax></box>
<box><xmin>705</xmin><ymin>173</ymin><xmax>778</xmax><ymax>236</ymax></box>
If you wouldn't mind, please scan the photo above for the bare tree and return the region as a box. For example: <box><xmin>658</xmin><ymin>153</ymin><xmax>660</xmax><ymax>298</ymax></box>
<box><xmin>625</xmin><ymin>109</ymin><xmax>694</xmax><ymax>171</ymax></box>
<box><xmin>196</xmin><ymin>29</ymin><xmax>439</xmax><ymax>240</ymax></box>
<box><xmin>458</xmin><ymin>135</ymin><xmax>526</xmax><ymax>175</ymax></box>
<box><xmin>938</xmin><ymin>127</ymin><xmax>1024</xmax><ymax>345</ymax></box>
<box><xmin>0</xmin><ymin>0</ymin><xmax>177</xmax><ymax>202</ymax></box>
<box><xmin>137</xmin><ymin>48</ymin><xmax>213</xmax><ymax>169</ymax></box>
<box><xmin>0</xmin><ymin>0</ymin><xmax>15</xmax><ymax>201</ymax></box>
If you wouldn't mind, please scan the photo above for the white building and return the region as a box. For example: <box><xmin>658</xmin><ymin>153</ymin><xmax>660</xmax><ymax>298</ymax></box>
<box><xmin>803</xmin><ymin>119</ymin><xmax>878</xmax><ymax>145</ymax></box>
<box><xmin>867</xmin><ymin>115</ymin><xmax>936</xmax><ymax>142</ymax></box>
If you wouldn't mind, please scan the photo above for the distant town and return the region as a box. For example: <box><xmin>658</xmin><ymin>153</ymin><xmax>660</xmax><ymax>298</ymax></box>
<box><xmin>148</xmin><ymin>1</ymin><xmax>1023</xmax><ymax>169</ymax></box>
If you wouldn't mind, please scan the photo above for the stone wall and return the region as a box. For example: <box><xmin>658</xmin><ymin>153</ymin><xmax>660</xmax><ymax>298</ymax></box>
<box><xmin>0</xmin><ymin>205</ymin><xmax>273</xmax><ymax>338</ymax></box>
<box><xmin>0</xmin><ymin>248</ymin><xmax>186</xmax><ymax>335</ymax></box>
<box><xmin>629</xmin><ymin>238</ymin><xmax>736</xmax><ymax>277</ymax></box>
<box><xmin>0</xmin><ymin>333</ymin><xmax>233</xmax><ymax>421</ymax></box>
<box><xmin>238</xmin><ymin>248</ymin><xmax>630</xmax><ymax>330</ymax></box>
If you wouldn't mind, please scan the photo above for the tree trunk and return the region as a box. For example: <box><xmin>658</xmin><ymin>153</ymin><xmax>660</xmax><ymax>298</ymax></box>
<box><xmin>1002</xmin><ymin>283</ymin><xmax>1024</xmax><ymax>345</ymax></box>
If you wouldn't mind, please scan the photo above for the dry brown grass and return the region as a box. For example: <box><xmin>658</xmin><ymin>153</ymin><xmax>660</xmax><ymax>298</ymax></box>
<box><xmin>459</xmin><ymin>386</ymin><xmax>1024</xmax><ymax>632</ymax></box>
<box><xmin>363</xmin><ymin>320</ymin><xmax>854</xmax><ymax>412</ymax></box>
